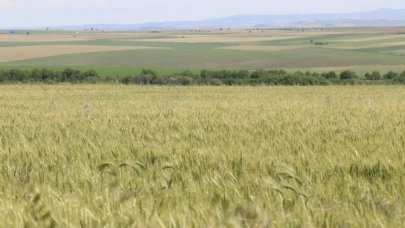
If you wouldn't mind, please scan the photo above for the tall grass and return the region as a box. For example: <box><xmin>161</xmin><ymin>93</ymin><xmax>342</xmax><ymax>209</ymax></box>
<box><xmin>0</xmin><ymin>85</ymin><xmax>404</xmax><ymax>227</ymax></box>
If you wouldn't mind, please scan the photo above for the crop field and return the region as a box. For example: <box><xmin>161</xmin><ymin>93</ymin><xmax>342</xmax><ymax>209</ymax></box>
<box><xmin>0</xmin><ymin>85</ymin><xmax>405</xmax><ymax>227</ymax></box>
<box><xmin>1</xmin><ymin>27</ymin><xmax>405</xmax><ymax>75</ymax></box>
<box><xmin>0</xmin><ymin>45</ymin><xmax>169</xmax><ymax>63</ymax></box>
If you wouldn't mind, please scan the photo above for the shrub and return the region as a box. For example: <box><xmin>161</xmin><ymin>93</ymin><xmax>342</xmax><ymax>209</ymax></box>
<box><xmin>223</xmin><ymin>78</ymin><xmax>237</xmax><ymax>85</ymax></box>
<box><xmin>84</xmin><ymin>76</ymin><xmax>100</xmax><ymax>84</ymax></box>
<box><xmin>322</xmin><ymin>71</ymin><xmax>338</xmax><ymax>79</ymax></box>
<box><xmin>200</xmin><ymin>70</ymin><xmax>211</xmax><ymax>79</ymax></box>
<box><xmin>237</xmin><ymin>70</ymin><xmax>250</xmax><ymax>79</ymax></box>
<box><xmin>340</xmin><ymin>70</ymin><xmax>357</xmax><ymax>80</ymax></box>
<box><xmin>295</xmin><ymin>71</ymin><xmax>304</xmax><ymax>76</ymax></box>
<box><xmin>392</xmin><ymin>72</ymin><xmax>405</xmax><ymax>84</ymax></box>
<box><xmin>250</xmin><ymin>70</ymin><xmax>267</xmax><ymax>79</ymax></box>
<box><xmin>141</xmin><ymin>69</ymin><xmax>157</xmax><ymax>77</ymax></box>
<box><xmin>31</xmin><ymin>69</ymin><xmax>42</xmax><ymax>81</ymax></box>
<box><xmin>384</xmin><ymin>71</ymin><xmax>398</xmax><ymax>80</ymax></box>
<box><xmin>133</xmin><ymin>75</ymin><xmax>154</xmax><ymax>84</ymax></box>
<box><xmin>180</xmin><ymin>70</ymin><xmax>199</xmax><ymax>79</ymax></box>
<box><xmin>365</xmin><ymin>71</ymin><xmax>381</xmax><ymax>80</ymax></box>
<box><xmin>121</xmin><ymin>76</ymin><xmax>132</xmax><ymax>85</ymax></box>
<box><xmin>207</xmin><ymin>78</ymin><xmax>223</xmax><ymax>86</ymax></box>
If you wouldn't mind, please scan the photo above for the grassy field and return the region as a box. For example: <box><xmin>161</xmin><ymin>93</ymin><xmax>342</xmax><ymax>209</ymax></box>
<box><xmin>1</xmin><ymin>85</ymin><xmax>405</xmax><ymax>227</ymax></box>
<box><xmin>1</xmin><ymin>28</ymin><xmax>405</xmax><ymax>74</ymax></box>
<box><xmin>0</xmin><ymin>65</ymin><xmax>200</xmax><ymax>78</ymax></box>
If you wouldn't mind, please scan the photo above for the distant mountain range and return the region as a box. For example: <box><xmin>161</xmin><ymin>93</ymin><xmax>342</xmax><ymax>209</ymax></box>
<box><xmin>53</xmin><ymin>8</ymin><xmax>405</xmax><ymax>30</ymax></box>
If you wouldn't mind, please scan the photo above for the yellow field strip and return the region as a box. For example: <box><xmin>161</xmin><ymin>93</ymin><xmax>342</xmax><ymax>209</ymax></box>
<box><xmin>334</xmin><ymin>34</ymin><xmax>405</xmax><ymax>42</ymax></box>
<box><xmin>323</xmin><ymin>40</ymin><xmax>405</xmax><ymax>50</ymax></box>
<box><xmin>0</xmin><ymin>32</ymin><xmax>174</xmax><ymax>42</ymax></box>
<box><xmin>286</xmin><ymin>64</ymin><xmax>405</xmax><ymax>73</ymax></box>
<box><xmin>380</xmin><ymin>50</ymin><xmax>405</xmax><ymax>55</ymax></box>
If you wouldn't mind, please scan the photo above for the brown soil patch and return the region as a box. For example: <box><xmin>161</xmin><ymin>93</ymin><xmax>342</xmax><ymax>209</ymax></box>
<box><xmin>0</xmin><ymin>45</ymin><xmax>169</xmax><ymax>63</ymax></box>
<box><xmin>0</xmin><ymin>34</ymin><xmax>90</xmax><ymax>42</ymax></box>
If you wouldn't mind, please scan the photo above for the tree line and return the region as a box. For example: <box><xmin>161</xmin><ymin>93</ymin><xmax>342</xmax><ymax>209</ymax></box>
<box><xmin>1</xmin><ymin>68</ymin><xmax>405</xmax><ymax>85</ymax></box>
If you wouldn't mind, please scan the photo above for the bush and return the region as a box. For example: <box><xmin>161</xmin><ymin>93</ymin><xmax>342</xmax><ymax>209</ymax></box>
<box><xmin>340</xmin><ymin>70</ymin><xmax>357</xmax><ymax>80</ymax></box>
<box><xmin>365</xmin><ymin>71</ymin><xmax>381</xmax><ymax>80</ymax></box>
<box><xmin>295</xmin><ymin>71</ymin><xmax>304</xmax><ymax>76</ymax></box>
<box><xmin>141</xmin><ymin>69</ymin><xmax>157</xmax><ymax>77</ymax></box>
<box><xmin>384</xmin><ymin>71</ymin><xmax>398</xmax><ymax>80</ymax></box>
<box><xmin>392</xmin><ymin>71</ymin><xmax>405</xmax><ymax>84</ymax></box>
<box><xmin>159</xmin><ymin>76</ymin><xmax>193</xmax><ymax>85</ymax></box>
<box><xmin>132</xmin><ymin>75</ymin><xmax>154</xmax><ymax>84</ymax></box>
<box><xmin>322</xmin><ymin>71</ymin><xmax>338</xmax><ymax>79</ymax></box>
<box><xmin>180</xmin><ymin>70</ymin><xmax>199</xmax><ymax>79</ymax></box>
<box><xmin>200</xmin><ymin>70</ymin><xmax>211</xmax><ymax>79</ymax></box>
<box><xmin>223</xmin><ymin>78</ymin><xmax>237</xmax><ymax>85</ymax></box>
<box><xmin>121</xmin><ymin>76</ymin><xmax>133</xmax><ymax>84</ymax></box>
<box><xmin>31</xmin><ymin>69</ymin><xmax>42</xmax><ymax>81</ymax></box>
<box><xmin>237</xmin><ymin>70</ymin><xmax>250</xmax><ymax>79</ymax></box>
<box><xmin>84</xmin><ymin>76</ymin><xmax>100</xmax><ymax>84</ymax></box>
<box><xmin>207</xmin><ymin>78</ymin><xmax>223</xmax><ymax>86</ymax></box>
<box><xmin>250</xmin><ymin>70</ymin><xmax>267</xmax><ymax>79</ymax></box>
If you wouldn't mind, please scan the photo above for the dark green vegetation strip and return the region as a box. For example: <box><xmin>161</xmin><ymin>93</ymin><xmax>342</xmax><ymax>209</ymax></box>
<box><xmin>0</xmin><ymin>66</ymin><xmax>200</xmax><ymax>78</ymax></box>
<box><xmin>1</xmin><ymin>67</ymin><xmax>405</xmax><ymax>85</ymax></box>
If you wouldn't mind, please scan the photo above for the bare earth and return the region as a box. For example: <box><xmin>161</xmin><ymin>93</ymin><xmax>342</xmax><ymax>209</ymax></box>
<box><xmin>0</xmin><ymin>34</ymin><xmax>90</xmax><ymax>42</ymax></box>
<box><xmin>0</xmin><ymin>45</ymin><xmax>169</xmax><ymax>63</ymax></box>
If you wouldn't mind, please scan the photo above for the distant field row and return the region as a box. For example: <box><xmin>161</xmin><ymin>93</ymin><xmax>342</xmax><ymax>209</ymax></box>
<box><xmin>1</xmin><ymin>28</ymin><xmax>405</xmax><ymax>72</ymax></box>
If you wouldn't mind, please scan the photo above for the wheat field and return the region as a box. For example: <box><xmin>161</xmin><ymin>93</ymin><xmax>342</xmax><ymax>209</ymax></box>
<box><xmin>0</xmin><ymin>85</ymin><xmax>405</xmax><ymax>227</ymax></box>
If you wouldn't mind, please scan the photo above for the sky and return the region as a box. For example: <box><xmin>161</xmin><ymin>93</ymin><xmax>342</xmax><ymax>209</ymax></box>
<box><xmin>0</xmin><ymin>0</ymin><xmax>405</xmax><ymax>28</ymax></box>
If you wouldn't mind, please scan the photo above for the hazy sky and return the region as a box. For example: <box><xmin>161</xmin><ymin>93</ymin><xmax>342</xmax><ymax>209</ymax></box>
<box><xmin>1</xmin><ymin>0</ymin><xmax>405</xmax><ymax>27</ymax></box>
